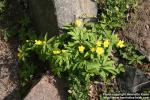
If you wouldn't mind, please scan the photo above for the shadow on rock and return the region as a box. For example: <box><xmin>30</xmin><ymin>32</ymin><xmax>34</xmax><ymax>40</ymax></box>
<box><xmin>0</xmin><ymin>0</ymin><xmax>24</xmax><ymax>99</ymax></box>
<box><xmin>117</xmin><ymin>64</ymin><xmax>150</xmax><ymax>93</ymax></box>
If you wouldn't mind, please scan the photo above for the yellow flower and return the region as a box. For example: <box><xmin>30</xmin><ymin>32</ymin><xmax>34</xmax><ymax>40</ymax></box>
<box><xmin>117</xmin><ymin>40</ymin><xmax>125</xmax><ymax>48</ymax></box>
<box><xmin>96</xmin><ymin>47</ymin><xmax>104</xmax><ymax>55</ymax></box>
<box><xmin>91</xmin><ymin>48</ymin><xmax>96</xmax><ymax>52</ymax></box>
<box><xmin>96</xmin><ymin>41</ymin><xmax>102</xmax><ymax>46</ymax></box>
<box><xmin>53</xmin><ymin>50</ymin><xmax>61</xmax><ymax>55</ymax></box>
<box><xmin>103</xmin><ymin>39</ymin><xmax>110</xmax><ymax>48</ymax></box>
<box><xmin>35</xmin><ymin>40</ymin><xmax>43</xmax><ymax>45</ymax></box>
<box><xmin>75</xmin><ymin>19</ymin><xmax>82</xmax><ymax>27</ymax></box>
<box><xmin>78</xmin><ymin>45</ymin><xmax>85</xmax><ymax>53</ymax></box>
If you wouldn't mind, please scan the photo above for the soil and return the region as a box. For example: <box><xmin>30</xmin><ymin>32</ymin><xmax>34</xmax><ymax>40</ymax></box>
<box><xmin>120</xmin><ymin>0</ymin><xmax>150</xmax><ymax>62</ymax></box>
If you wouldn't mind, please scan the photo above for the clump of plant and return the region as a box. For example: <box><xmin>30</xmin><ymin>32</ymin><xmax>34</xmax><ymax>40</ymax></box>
<box><xmin>98</xmin><ymin>0</ymin><xmax>137</xmax><ymax>30</ymax></box>
<box><xmin>119</xmin><ymin>43</ymin><xmax>145</xmax><ymax>65</ymax></box>
<box><xmin>18</xmin><ymin>43</ymin><xmax>37</xmax><ymax>86</ymax></box>
<box><xmin>0</xmin><ymin>0</ymin><xmax>5</xmax><ymax>13</ymax></box>
<box><xmin>18</xmin><ymin>0</ymin><xmax>142</xmax><ymax>99</ymax></box>
<box><xmin>3</xmin><ymin>16</ymin><xmax>37</xmax><ymax>41</ymax></box>
<box><xmin>18</xmin><ymin>20</ymin><xmax>126</xmax><ymax>99</ymax></box>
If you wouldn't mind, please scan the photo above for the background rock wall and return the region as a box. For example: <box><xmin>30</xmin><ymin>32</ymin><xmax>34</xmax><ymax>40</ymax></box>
<box><xmin>28</xmin><ymin>0</ymin><xmax>58</xmax><ymax>36</ymax></box>
<box><xmin>28</xmin><ymin>0</ymin><xmax>97</xmax><ymax>36</ymax></box>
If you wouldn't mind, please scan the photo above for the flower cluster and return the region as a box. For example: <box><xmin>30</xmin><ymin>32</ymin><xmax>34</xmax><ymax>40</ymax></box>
<box><xmin>78</xmin><ymin>39</ymin><xmax>125</xmax><ymax>55</ymax></box>
<box><xmin>33</xmin><ymin>38</ymin><xmax>125</xmax><ymax>56</ymax></box>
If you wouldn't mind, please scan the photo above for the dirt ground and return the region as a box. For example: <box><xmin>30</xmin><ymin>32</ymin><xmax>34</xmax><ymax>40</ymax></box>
<box><xmin>121</xmin><ymin>0</ymin><xmax>150</xmax><ymax>62</ymax></box>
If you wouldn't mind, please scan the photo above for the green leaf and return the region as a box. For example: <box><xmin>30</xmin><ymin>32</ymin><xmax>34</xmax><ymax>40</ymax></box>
<box><xmin>99</xmin><ymin>70</ymin><xmax>107</xmax><ymax>81</ymax></box>
<box><xmin>47</xmin><ymin>37</ymin><xmax>55</xmax><ymax>43</ymax></box>
<box><xmin>44</xmin><ymin>33</ymin><xmax>48</xmax><ymax>41</ymax></box>
<box><xmin>102</xmin><ymin>66</ymin><xmax>117</xmax><ymax>75</ymax></box>
<box><xmin>84</xmin><ymin>41</ymin><xmax>92</xmax><ymax>47</ymax></box>
<box><xmin>86</xmin><ymin>62</ymin><xmax>100</xmax><ymax>74</ymax></box>
<box><xmin>84</xmin><ymin>52</ymin><xmax>89</xmax><ymax>58</ymax></box>
<box><xmin>117</xmin><ymin>64</ymin><xmax>125</xmax><ymax>73</ymax></box>
<box><xmin>85</xmin><ymin>74</ymin><xmax>90</xmax><ymax>81</ymax></box>
<box><xmin>103</xmin><ymin>60</ymin><xmax>114</xmax><ymax>66</ymax></box>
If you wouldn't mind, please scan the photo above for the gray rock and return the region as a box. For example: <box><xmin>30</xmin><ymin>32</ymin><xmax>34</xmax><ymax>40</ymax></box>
<box><xmin>117</xmin><ymin>65</ymin><xmax>150</xmax><ymax>93</ymax></box>
<box><xmin>24</xmin><ymin>75</ymin><xmax>67</xmax><ymax>100</ymax></box>
<box><xmin>28</xmin><ymin>0</ymin><xmax>97</xmax><ymax>36</ymax></box>
<box><xmin>54</xmin><ymin>0</ymin><xmax>97</xmax><ymax>28</ymax></box>
<box><xmin>0</xmin><ymin>38</ymin><xmax>19</xmax><ymax>100</ymax></box>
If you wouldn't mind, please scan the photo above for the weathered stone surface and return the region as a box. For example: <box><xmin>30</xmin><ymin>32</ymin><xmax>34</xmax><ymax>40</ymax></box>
<box><xmin>0</xmin><ymin>38</ymin><xmax>19</xmax><ymax>100</ymax></box>
<box><xmin>117</xmin><ymin>65</ymin><xmax>150</xmax><ymax>93</ymax></box>
<box><xmin>54</xmin><ymin>0</ymin><xmax>97</xmax><ymax>28</ymax></box>
<box><xmin>28</xmin><ymin>0</ymin><xmax>58</xmax><ymax>36</ymax></box>
<box><xmin>24</xmin><ymin>75</ymin><xmax>66</xmax><ymax>100</ymax></box>
<box><xmin>28</xmin><ymin>0</ymin><xmax>97</xmax><ymax>36</ymax></box>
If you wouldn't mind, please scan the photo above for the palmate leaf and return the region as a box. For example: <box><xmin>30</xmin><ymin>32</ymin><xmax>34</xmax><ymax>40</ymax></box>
<box><xmin>99</xmin><ymin>70</ymin><xmax>108</xmax><ymax>81</ymax></box>
<box><xmin>86</xmin><ymin>61</ymin><xmax>100</xmax><ymax>74</ymax></box>
<box><xmin>69</xmin><ymin>32</ymin><xmax>79</xmax><ymax>40</ymax></box>
<box><xmin>85</xmin><ymin>73</ymin><xmax>90</xmax><ymax>81</ymax></box>
<box><xmin>138</xmin><ymin>55</ymin><xmax>145</xmax><ymax>60</ymax></box>
<box><xmin>116</xmin><ymin>64</ymin><xmax>125</xmax><ymax>73</ymax></box>
<box><xmin>44</xmin><ymin>33</ymin><xmax>48</xmax><ymax>41</ymax></box>
<box><xmin>102</xmin><ymin>66</ymin><xmax>117</xmax><ymax>75</ymax></box>
<box><xmin>68</xmin><ymin>28</ymin><xmax>80</xmax><ymax>40</ymax></box>
<box><xmin>52</xmin><ymin>67</ymin><xmax>62</xmax><ymax>76</ymax></box>
<box><xmin>84</xmin><ymin>52</ymin><xmax>89</xmax><ymax>58</ymax></box>
<box><xmin>84</xmin><ymin>41</ymin><xmax>92</xmax><ymax>47</ymax></box>
<box><xmin>103</xmin><ymin>60</ymin><xmax>114</xmax><ymax>66</ymax></box>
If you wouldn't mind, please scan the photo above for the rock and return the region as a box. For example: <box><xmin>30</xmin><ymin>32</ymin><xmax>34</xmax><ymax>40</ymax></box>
<box><xmin>117</xmin><ymin>64</ymin><xmax>150</xmax><ymax>93</ymax></box>
<box><xmin>24</xmin><ymin>75</ymin><xmax>67</xmax><ymax>100</ymax></box>
<box><xmin>28</xmin><ymin>0</ymin><xmax>97</xmax><ymax>36</ymax></box>
<box><xmin>0</xmin><ymin>38</ymin><xmax>19</xmax><ymax>100</ymax></box>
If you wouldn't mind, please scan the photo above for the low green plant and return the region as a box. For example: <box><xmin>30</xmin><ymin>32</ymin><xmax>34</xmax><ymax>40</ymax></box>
<box><xmin>99</xmin><ymin>0</ymin><xmax>137</xmax><ymax>30</ymax></box>
<box><xmin>0</xmin><ymin>0</ymin><xmax>5</xmax><ymax>13</ymax></box>
<box><xmin>18</xmin><ymin>0</ymin><xmax>142</xmax><ymax>99</ymax></box>
<box><xmin>17</xmin><ymin>16</ymin><xmax>37</xmax><ymax>40</ymax></box>
<box><xmin>18</xmin><ymin>23</ymin><xmax>125</xmax><ymax>99</ymax></box>
<box><xmin>2</xmin><ymin>16</ymin><xmax>37</xmax><ymax>41</ymax></box>
<box><xmin>19</xmin><ymin>63</ymin><xmax>37</xmax><ymax>86</ymax></box>
<box><xmin>119</xmin><ymin>43</ymin><xmax>145</xmax><ymax>65</ymax></box>
<box><xmin>18</xmin><ymin>43</ymin><xmax>38</xmax><ymax>86</ymax></box>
